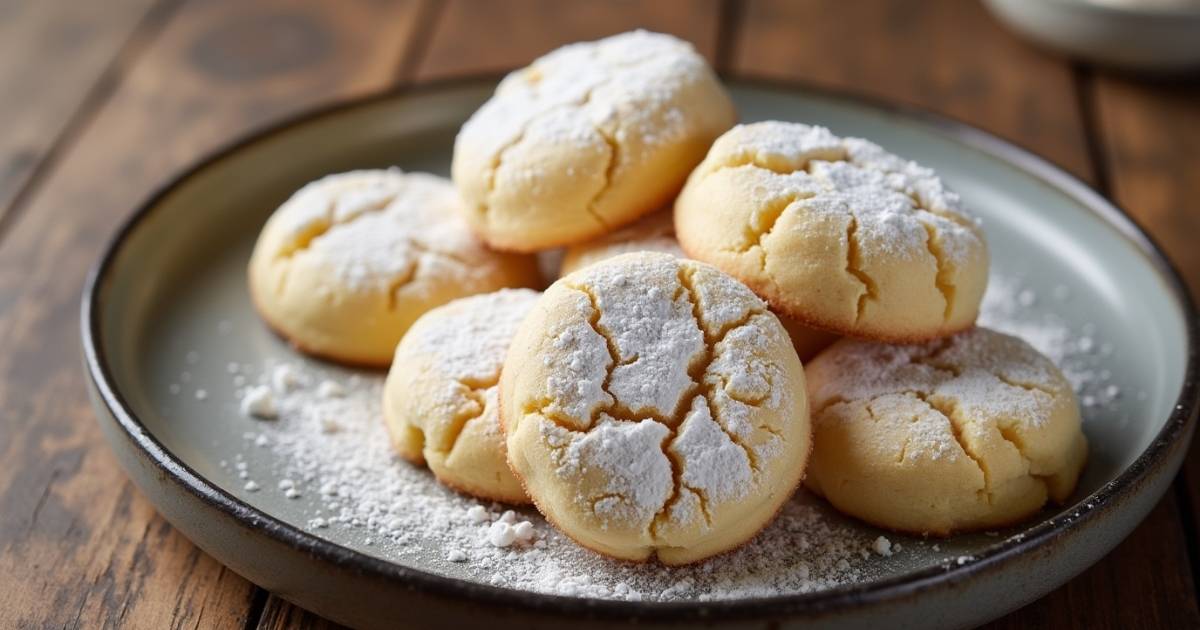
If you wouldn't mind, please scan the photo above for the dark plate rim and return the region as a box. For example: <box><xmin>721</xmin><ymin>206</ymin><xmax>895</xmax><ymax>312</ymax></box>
<box><xmin>80</xmin><ymin>74</ymin><xmax>1200</xmax><ymax>621</ymax></box>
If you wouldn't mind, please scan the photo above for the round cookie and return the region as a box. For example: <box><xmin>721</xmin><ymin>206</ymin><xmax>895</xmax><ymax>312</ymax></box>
<box><xmin>559</xmin><ymin>210</ymin><xmax>682</xmax><ymax>276</ymax></box>
<box><xmin>675</xmin><ymin>122</ymin><xmax>989</xmax><ymax>342</ymax></box>
<box><xmin>560</xmin><ymin>210</ymin><xmax>838</xmax><ymax>360</ymax></box>
<box><xmin>383</xmin><ymin>289</ymin><xmax>538</xmax><ymax>504</ymax></box>
<box><xmin>452</xmin><ymin>30</ymin><xmax>736</xmax><ymax>252</ymax></box>
<box><xmin>500</xmin><ymin>252</ymin><xmax>810</xmax><ymax>565</ymax></box>
<box><xmin>248</xmin><ymin>169</ymin><xmax>540</xmax><ymax>366</ymax></box>
<box><xmin>804</xmin><ymin>327</ymin><xmax>1087</xmax><ymax>536</ymax></box>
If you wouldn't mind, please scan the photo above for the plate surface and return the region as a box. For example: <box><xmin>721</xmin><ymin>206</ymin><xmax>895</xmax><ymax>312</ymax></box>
<box><xmin>83</xmin><ymin>79</ymin><xmax>1197</xmax><ymax>629</ymax></box>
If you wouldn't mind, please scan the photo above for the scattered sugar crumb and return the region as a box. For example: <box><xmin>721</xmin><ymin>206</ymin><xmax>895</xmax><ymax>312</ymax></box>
<box><xmin>873</xmin><ymin>536</ymin><xmax>893</xmax><ymax>557</ymax></box>
<box><xmin>317</xmin><ymin>380</ymin><xmax>345</xmax><ymax>398</ymax></box>
<box><xmin>240</xmin><ymin>385</ymin><xmax>277</xmax><ymax>419</ymax></box>
<box><xmin>488</xmin><ymin>521</ymin><xmax>518</xmax><ymax>548</ymax></box>
<box><xmin>272</xmin><ymin>364</ymin><xmax>304</xmax><ymax>392</ymax></box>
<box><xmin>467</xmin><ymin>506</ymin><xmax>489</xmax><ymax>523</ymax></box>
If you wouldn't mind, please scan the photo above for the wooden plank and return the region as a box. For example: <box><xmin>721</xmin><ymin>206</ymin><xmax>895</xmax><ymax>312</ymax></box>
<box><xmin>1090</xmin><ymin>77</ymin><xmax>1200</xmax><ymax>295</ymax></box>
<box><xmin>0</xmin><ymin>0</ymin><xmax>429</xmax><ymax>628</ymax></box>
<box><xmin>1089</xmin><ymin>69</ymin><xmax>1200</xmax><ymax>611</ymax></box>
<box><xmin>734</xmin><ymin>1</ymin><xmax>1199</xmax><ymax>628</ymax></box>
<box><xmin>732</xmin><ymin>0</ymin><xmax>1094</xmax><ymax>182</ymax></box>
<box><xmin>416</xmin><ymin>0</ymin><xmax>722</xmax><ymax>81</ymax></box>
<box><xmin>0</xmin><ymin>0</ymin><xmax>161</xmax><ymax>229</ymax></box>
<box><xmin>257</xmin><ymin>594</ymin><xmax>347</xmax><ymax>630</ymax></box>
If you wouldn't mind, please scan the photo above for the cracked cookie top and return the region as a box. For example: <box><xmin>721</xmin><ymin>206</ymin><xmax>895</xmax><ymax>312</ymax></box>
<box><xmin>451</xmin><ymin>30</ymin><xmax>736</xmax><ymax>252</ymax></box>
<box><xmin>248</xmin><ymin>170</ymin><xmax>540</xmax><ymax>366</ymax></box>
<box><xmin>674</xmin><ymin>121</ymin><xmax>990</xmax><ymax>343</ymax></box>
<box><xmin>383</xmin><ymin>289</ymin><xmax>539</xmax><ymax>504</ymax></box>
<box><xmin>804</xmin><ymin>327</ymin><xmax>1087</xmax><ymax>536</ymax></box>
<box><xmin>500</xmin><ymin>252</ymin><xmax>810</xmax><ymax>564</ymax></box>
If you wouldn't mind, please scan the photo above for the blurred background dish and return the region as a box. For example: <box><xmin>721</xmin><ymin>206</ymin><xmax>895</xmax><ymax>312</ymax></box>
<box><xmin>984</xmin><ymin>0</ymin><xmax>1200</xmax><ymax>73</ymax></box>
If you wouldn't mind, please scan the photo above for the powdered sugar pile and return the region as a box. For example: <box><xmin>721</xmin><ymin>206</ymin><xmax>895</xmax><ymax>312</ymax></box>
<box><xmin>220</xmin><ymin>358</ymin><xmax>878</xmax><ymax>601</ymax></box>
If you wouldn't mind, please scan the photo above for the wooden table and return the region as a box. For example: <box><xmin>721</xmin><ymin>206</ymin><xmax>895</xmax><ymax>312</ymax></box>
<box><xmin>1</xmin><ymin>1</ymin><xmax>1197</xmax><ymax>627</ymax></box>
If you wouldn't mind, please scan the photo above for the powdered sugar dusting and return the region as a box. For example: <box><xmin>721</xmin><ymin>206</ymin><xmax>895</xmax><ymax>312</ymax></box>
<box><xmin>807</xmin><ymin>328</ymin><xmax>1071</xmax><ymax>429</ymax></box>
<box><xmin>518</xmin><ymin>254</ymin><xmax>800</xmax><ymax>543</ymax></box>
<box><xmin>222</xmin><ymin>359</ymin><xmax>875</xmax><ymax>601</ymax></box>
<box><xmin>260</xmin><ymin>169</ymin><xmax>510</xmax><ymax>294</ymax></box>
<box><xmin>697</xmin><ymin>121</ymin><xmax>983</xmax><ymax>268</ymax></box>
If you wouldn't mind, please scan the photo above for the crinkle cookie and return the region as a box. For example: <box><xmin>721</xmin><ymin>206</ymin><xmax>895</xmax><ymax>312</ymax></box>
<box><xmin>500</xmin><ymin>252</ymin><xmax>810</xmax><ymax>564</ymax></box>
<box><xmin>560</xmin><ymin>210</ymin><xmax>838</xmax><ymax>360</ymax></box>
<box><xmin>804</xmin><ymin>327</ymin><xmax>1087</xmax><ymax>535</ymax></box>
<box><xmin>559</xmin><ymin>210</ymin><xmax>683</xmax><ymax>276</ymax></box>
<box><xmin>248</xmin><ymin>170</ymin><xmax>540</xmax><ymax>366</ymax></box>
<box><xmin>452</xmin><ymin>30</ymin><xmax>735</xmax><ymax>252</ymax></box>
<box><xmin>383</xmin><ymin>289</ymin><xmax>539</xmax><ymax>504</ymax></box>
<box><xmin>675</xmin><ymin>122</ymin><xmax>989</xmax><ymax>342</ymax></box>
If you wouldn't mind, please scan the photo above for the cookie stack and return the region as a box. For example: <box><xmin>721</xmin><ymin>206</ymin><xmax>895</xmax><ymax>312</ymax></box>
<box><xmin>247</xmin><ymin>30</ymin><xmax>1087</xmax><ymax>564</ymax></box>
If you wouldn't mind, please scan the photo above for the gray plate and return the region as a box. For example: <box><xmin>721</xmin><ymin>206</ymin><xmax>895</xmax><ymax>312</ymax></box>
<box><xmin>82</xmin><ymin>78</ymin><xmax>1198</xmax><ymax>629</ymax></box>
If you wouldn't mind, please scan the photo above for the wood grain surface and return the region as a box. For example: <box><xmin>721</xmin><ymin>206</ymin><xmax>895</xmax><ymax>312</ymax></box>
<box><xmin>0</xmin><ymin>0</ymin><xmax>428</xmax><ymax>627</ymax></box>
<box><xmin>0</xmin><ymin>1</ymin><xmax>1196</xmax><ymax>628</ymax></box>
<box><xmin>0</xmin><ymin>0</ymin><xmax>162</xmax><ymax>229</ymax></box>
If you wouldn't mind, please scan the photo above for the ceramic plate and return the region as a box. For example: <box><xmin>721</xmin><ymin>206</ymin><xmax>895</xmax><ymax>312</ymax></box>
<box><xmin>82</xmin><ymin>78</ymin><xmax>1198</xmax><ymax>629</ymax></box>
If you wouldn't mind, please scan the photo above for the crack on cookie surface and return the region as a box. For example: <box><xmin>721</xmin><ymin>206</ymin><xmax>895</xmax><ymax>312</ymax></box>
<box><xmin>994</xmin><ymin>372</ymin><xmax>1059</xmax><ymax>397</ymax></box>
<box><xmin>539</xmin><ymin>262</ymin><xmax>785</xmax><ymax>546</ymax></box>
<box><xmin>476</xmin><ymin>74</ymin><xmax>627</xmax><ymax>235</ymax></box>
<box><xmin>917</xmin><ymin>217</ymin><xmax>955</xmax><ymax>323</ymax></box>
<box><xmin>676</xmin><ymin>269</ymin><xmax>765</xmax><ymax>473</ymax></box>
<box><xmin>274</xmin><ymin>193</ymin><xmax>396</xmax><ymax>260</ymax></box>
<box><xmin>585</xmin><ymin>123</ymin><xmax>618</xmax><ymax>230</ymax></box>
<box><xmin>690</xmin><ymin>127</ymin><xmax>984</xmax><ymax>335</ymax></box>
<box><xmin>845</xmin><ymin>216</ymin><xmax>877</xmax><ymax>323</ymax></box>
<box><xmin>436</xmin><ymin>379</ymin><xmax>496</xmax><ymax>461</ymax></box>
<box><xmin>732</xmin><ymin>188</ymin><xmax>810</xmax><ymax>257</ymax></box>
<box><xmin>911</xmin><ymin>392</ymin><xmax>991</xmax><ymax>504</ymax></box>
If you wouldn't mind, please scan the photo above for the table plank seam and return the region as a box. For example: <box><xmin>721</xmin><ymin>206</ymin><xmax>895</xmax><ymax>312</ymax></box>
<box><xmin>1174</xmin><ymin>477</ymin><xmax>1200</xmax><ymax>612</ymax></box>
<box><xmin>0</xmin><ymin>0</ymin><xmax>182</xmax><ymax>249</ymax></box>
<box><xmin>393</xmin><ymin>0</ymin><xmax>446</xmax><ymax>83</ymax></box>
<box><xmin>714</xmin><ymin>0</ymin><xmax>746</xmax><ymax>75</ymax></box>
<box><xmin>1070</xmin><ymin>64</ymin><xmax>1112</xmax><ymax>195</ymax></box>
<box><xmin>243</xmin><ymin>585</ymin><xmax>270</xmax><ymax>630</ymax></box>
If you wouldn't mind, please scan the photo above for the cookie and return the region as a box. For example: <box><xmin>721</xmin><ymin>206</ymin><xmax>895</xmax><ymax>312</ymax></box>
<box><xmin>248</xmin><ymin>170</ymin><xmax>540</xmax><ymax>366</ymax></box>
<box><xmin>560</xmin><ymin>210</ymin><xmax>838</xmax><ymax>360</ymax></box>
<box><xmin>500</xmin><ymin>252</ymin><xmax>810</xmax><ymax>564</ymax></box>
<box><xmin>559</xmin><ymin>210</ymin><xmax>683</xmax><ymax>276</ymax></box>
<box><xmin>675</xmin><ymin>122</ymin><xmax>989</xmax><ymax>342</ymax></box>
<box><xmin>804</xmin><ymin>327</ymin><xmax>1087</xmax><ymax>536</ymax></box>
<box><xmin>452</xmin><ymin>30</ymin><xmax>735</xmax><ymax>252</ymax></box>
<box><xmin>383</xmin><ymin>289</ymin><xmax>539</xmax><ymax>504</ymax></box>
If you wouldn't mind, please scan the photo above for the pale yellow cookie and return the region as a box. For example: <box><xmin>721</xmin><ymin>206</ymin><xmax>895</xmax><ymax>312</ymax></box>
<box><xmin>500</xmin><ymin>252</ymin><xmax>810</xmax><ymax>564</ymax></box>
<box><xmin>675</xmin><ymin>122</ymin><xmax>990</xmax><ymax>342</ymax></box>
<box><xmin>804</xmin><ymin>327</ymin><xmax>1087</xmax><ymax>536</ymax></box>
<box><xmin>559</xmin><ymin>210</ymin><xmax>683</xmax><ymax>276</ymax></box>
<box><xmin>248</xmin><ymin>170</ymin><xmax>540</xmax><ymax>366</ymax></box>
<box><xmin>452</xmin><ymin>30</ymin><xmax>735</xmax><ymax>252</ymax></box>
<box><xmin>560</xmin><ymin>210</ymin><xmax>838</xmax><ymax>360</ymax></box>
<box><xmin>383</xmin><ymin>289</ymin><xmax>538</xmax><ymax>504</ymax></box>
